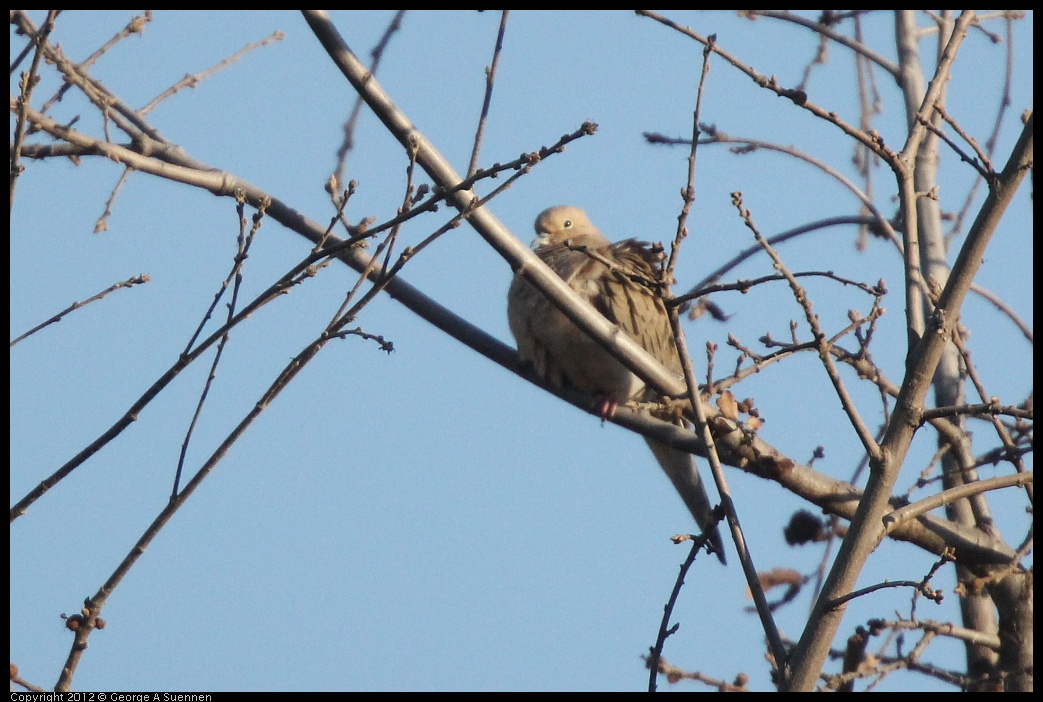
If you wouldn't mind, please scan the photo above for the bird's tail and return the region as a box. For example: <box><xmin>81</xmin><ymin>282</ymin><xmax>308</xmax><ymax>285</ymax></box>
<box><xmin>645</xmin><ymin>438</ymin><xmax>727</xmax><ymax>564</ymax></box>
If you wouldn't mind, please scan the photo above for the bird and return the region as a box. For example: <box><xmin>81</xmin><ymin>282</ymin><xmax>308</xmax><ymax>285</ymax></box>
<box><xmin>507</xmin><ymin>205</ymin><xmax>726</xmax><ymax>564</ymax></box>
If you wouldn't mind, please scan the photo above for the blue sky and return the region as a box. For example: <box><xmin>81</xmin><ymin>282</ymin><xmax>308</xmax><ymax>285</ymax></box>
<box><xmin>10</xmin><ymin>10</ymin><xmax>1033</xmax><ymax>692</ymax></box>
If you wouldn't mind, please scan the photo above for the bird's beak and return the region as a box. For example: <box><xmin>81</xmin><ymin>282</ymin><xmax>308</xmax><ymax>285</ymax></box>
<box><xmin>531</xmin><ymin>230</ymin><xmax>551</xmax><ymax>249</ymax></box>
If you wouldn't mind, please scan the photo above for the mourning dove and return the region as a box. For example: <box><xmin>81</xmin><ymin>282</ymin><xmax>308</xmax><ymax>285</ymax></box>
<box><xmin>507</xmin><ymin>205</ymin><xmax>726</xmax><ymax>564</ymax></box>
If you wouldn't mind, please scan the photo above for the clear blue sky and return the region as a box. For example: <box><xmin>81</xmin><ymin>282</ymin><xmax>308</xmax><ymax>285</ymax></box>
<box><xmin>10</xmin><ymin>10</ymin><xmax>1033</xmax><ymax>692</ymax></box>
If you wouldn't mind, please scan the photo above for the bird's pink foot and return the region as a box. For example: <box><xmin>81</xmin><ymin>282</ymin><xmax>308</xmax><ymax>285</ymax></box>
<box><xmin>593</xmin><ymin>395</ymin><xmax>618</xmax><ymax>424</ymax></box>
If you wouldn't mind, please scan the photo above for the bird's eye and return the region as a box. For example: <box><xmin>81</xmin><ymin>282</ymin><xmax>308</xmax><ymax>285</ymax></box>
<box><xmin>563</xmin><ymin>219</ymin><xmax>573</xmax><ymax>229</ymax></box>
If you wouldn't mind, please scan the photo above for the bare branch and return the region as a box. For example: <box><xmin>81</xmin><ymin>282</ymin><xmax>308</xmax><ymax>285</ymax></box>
<box><xmin>784</xmin><ymin>108</ymin><xmax>1033</xmax><ymax>693</ymax></box>
<box><xmin>883</xmin><ymin>473</ymin><xmax>1033</xmax><ymax>534</ymax></box>
<box><xmin>467</xmin><ymin>10</ymin><xmax>510</xmax><ymax>179</ymax></box>
<box><xmin>140</xmin><ymin>30</ymin><xmax>285</xmax><ymax>115</ymax></box>
<box><xmin>9</xmin><ymin>274</ymin><xmax>150</xmax><ymax>347</ymax></box>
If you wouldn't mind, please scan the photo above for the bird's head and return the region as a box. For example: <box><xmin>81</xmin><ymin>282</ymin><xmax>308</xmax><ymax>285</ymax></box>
<box><xmin>531</xmin><ymin>205</ymin><xmax>606</xmax><ymax>248</ymax></box>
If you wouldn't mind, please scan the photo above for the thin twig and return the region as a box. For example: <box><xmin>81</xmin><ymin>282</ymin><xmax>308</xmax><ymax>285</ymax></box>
<box><xmin>667</xmin><ymin>305</ymin><xmax>789</xmax><ymax>677</ymax></box>
<box><xmin>920</xmin><ymin>402</ymin><xmax>1032</xmax><ymax>422</ymax></box>
<box><xmin>331</xmin><ymin>10</ymin><xmax>405</xmax><ymax>192</ymax></box>
<box><xmin>36</xmin><ymin>11</ymin><xmax>153</xmax><ymax>117</ymax></box>
<box><xmin>968</xmin><ymin>282</ymin><xmax>1033</xmax><ymax>344</ymax></box>
<box><xmin>664</xmin><ymin>32</ymin><xmax>713</xmax><ymax>280</ymax></box>
<box><xmin>647</xmin><ymin>532</ymin><xmax>723</xmax><ymax>692</ymax></box>
<box><xmin>829</xmin><ymin>578</ymin><xmax>942</xmax><ymax>610</ymax></box>
<box><xmin>949</xmin><ymin>322</ymin><xmax>1031</xmax><ymax>486</ymax></box>
<box><xmin>731</xmin><ymin>193</ymin><xmax>882</xmax><ymax>462</ymax></box>
<box><xmin>92</xmin><ymin>166</ymin><xmax>134</xmax><ymax>233</ymax></box>
<box><xmin>916</xmin><ymin>110</ymin><xmax>992</xmax><ymax>180</ymax></box>
<box><xmin>172</xmin><ymin>196</ymin><xmax>269</xmax><ymax>495</ymax></box>
<box><xmin>647</xmin><ymin>128</ymin><xmax>899</xmax><ymax>253</ymax></box>
<box><xmin>883</xmin><ymin>472</ymin><xmax>1033</xmax><ymax>534</ymax></box>
<box><xmin>10</xmin><ymin>274</ymin><xmax>150</xmax><ymax>347</ymax></box>
<box><xmin>945</xmin><ymin>14</ymin><xmax>1018</xmax><ymax>247</ymax></box>
<box><xmin>678</xmin><ymin>216</ymin><xmax>881</xmax><ymax>307</ymax></box>
<box><xmin>785</xmin><ymin>104</ymin><xmax>1032</xmax><ymax>693</ymax></box>
<box><xmin>9</xmin><ymin>247</ymin><xmax>315</xmax><ymax>522</ymax></box>
<box><xmin>467</xmin><ymin>10</ymin><xmax>509</xmax><ymax>179</ymax></box>
<box><xmin>636</xmin><ymin>11</ymin><xmax>904</xmax><ymax>170</ymax></box>
<box><xmin>874</xmin><ymin>617</ymin><xmax>1001</xmax><ymax>650</ymax></box>
<box><xmin>54</xmin><ymin>161</ymin><xmax>525</xmax><ymax>692</ymax></box>
<box><xmin>10</xmin><ymin>10</ymin><xmax>58</xmax><ymax>214</ymax></box>
<box><xmin>738</xmin><ymin>10</ymin><xmax>899</xmax><ymax>75</ymax></box>
<box><xmin>674</xmin><ymin>269</ymin><xmax>885</xmax><ymax>309</ymax></box>
<box><xmin>140</xmin><ymin>31</ymin><xmax>284</xmax><ymax>114</ymax></box>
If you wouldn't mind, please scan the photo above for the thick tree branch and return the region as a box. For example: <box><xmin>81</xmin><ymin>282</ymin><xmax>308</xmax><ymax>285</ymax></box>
<box><xmin>783</xmin><ymin>110</ymin><xmax>1032</xmax><ymax>691</ymax></box>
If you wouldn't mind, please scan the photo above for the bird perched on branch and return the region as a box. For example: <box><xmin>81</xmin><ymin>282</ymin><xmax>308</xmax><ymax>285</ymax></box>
<box><xmin>507</xmin><ymin>205</ymin><xmax>725</xmax><ymax>564</ymax></box>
